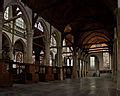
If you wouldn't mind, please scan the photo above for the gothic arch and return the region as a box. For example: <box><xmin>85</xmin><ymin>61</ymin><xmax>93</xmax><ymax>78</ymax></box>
<box><xmin>14</xmin><ymin>38</ymin><xmax>26</xmax><ymax>52</ymax></box>
<box><xmin>4</xmin><ymin>1</ymin><xmax>32</xmax><ymax>34</ymax></box>
<box><xmin>86</xmin><ymin>53</ymin><xmax>100</xmax><ymax>71</ymax></box>
<box><xmin>2</xmin><ymin>32</ymin><xmax>11</xmax><ymax>59</ymax></box>
<box><xmin>37</xmin><ymin>18</ymin><xmax>49</xmax><ymax>32</ymax></box>
<box><xmin>2</xmin><ymin>32</ymin><xmax>11</xmax><ymax>47</ymax></box>
<box><xmin>52</xmin><ymin>30</ymin><xmax>61</xmax><ymax>46</ymax></box>
<box><xmin>13</xmin><ymin>38</ymin><xmax>26</xmax><ymax>63</ymax></box>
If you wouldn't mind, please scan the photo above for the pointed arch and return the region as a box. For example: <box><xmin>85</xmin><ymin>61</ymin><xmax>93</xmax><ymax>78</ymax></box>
<box><xmin>13</xmin><ymin>38</ymin><xmax>26</xmax><ymax>63</ymax></box>
<box><xmin>2</xmin><ymin>32</ymin><xmax>11</xmax><ymax>47</ymax></box>
<box><xmin>14</xmin><ymin>38</ymin><xmax>26</xmax><ymax>51</ymax></box>
<box><xmin>2</xmin><ymin>32</ymin><xmax>11</xmax><ymax>59</ymax></box>
<box><xmin>4</xmin><ymin>1</ymin><xmax>32</xmax><ymax>34</ymax></box>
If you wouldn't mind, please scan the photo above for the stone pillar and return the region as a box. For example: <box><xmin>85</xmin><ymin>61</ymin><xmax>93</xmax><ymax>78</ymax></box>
<box><xmin>57</xmin><ymin>46</ymin><xmax>63</xmax><ymax>80</ymax></box>
<box><xmin>0</xmin><ymin>0</ymin><xmax>3</xmax><ymax>59</ymax></box>
<box><xmin>79</xmin><ymin>59</ymin><xmax>82</xmax><ymax>77</ymax></box>
<box><xmin>44</xmin><ymin>30</ymin><xmax>54</xmax><ymax>81</ymax></box>
<box><xmin>77</xmin><ymin>58</ymin><xmax>80</xmax><ymax>78</ymax></box>
<box><xmin>109</xmin><ymin>54</ymin><xmax>112</xmax><ymax>70</ymax></box>
<box><xmin>83</xmin><ymin>61</ymin><xmax>85</xmax><ymax>77</ymax></box>
<box><xmin>117</xmin><ymin>7</ymin><xmax>120</xmax><ymax>90</ymax></box>
<box><xmin>81</xmin><ymin>60</ymin><xmax>83</xmax><ymax>77</ymax></box>
<box><xmin>23</xmin><ymin>48</ymin><xmax>27</xmax><ymax>63</ymax></box>
<box><xmin>111</xmin><ymin>52</ymin><xmax>113</xmax><ymax>77</ymax></box>
<box><xmin>44</xmin><ymin>31</ymin><xmax>50</xmax><ymax>65</ymax></box>
<box><xmin>86</xmin><ymin>62</ymin><xmax>88</xmax><ymax>76</ymax></box>
<box><xmin>26</xmin><ymin>31</ymin><xmax>36</xmax><ymax>83</ymax></box>
<box><xmin>72</xmin><ymin>51</ymin><xmax>78</xmax><ymax>79</ymax></box>
<box><xmin>0</xmin><ymin>9</ymin><xmax>12</xmax><ymax>86</ymax></box>
<box><xmin>27</xmin><ymin>32</ymin><xmax>33</xmax><ymax>64</ymax></box>
<box><xmin>26</xmin><ymin>32</ymin><xmax>33</xmax><ymax>63</ymax></box>
<box><xmin>0</xmin><ymin>12</ymin><xmax>3</xmax><ymax>59</ymax></box>
<box><xmin>84</xmin><ymin>61</ymin><xmax>86</xmax><ymax>77</ymax></box>
<box><xmin>112</xmin><ymin>37</ymin><xmax>117</xmax><ymax>81</ymax></box>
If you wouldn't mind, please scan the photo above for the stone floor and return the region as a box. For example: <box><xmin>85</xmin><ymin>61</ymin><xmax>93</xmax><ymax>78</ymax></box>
<box><xmin>0</xmin><ymin>77</ymin><xmax>119</xmax><ymax>96</ymax></box>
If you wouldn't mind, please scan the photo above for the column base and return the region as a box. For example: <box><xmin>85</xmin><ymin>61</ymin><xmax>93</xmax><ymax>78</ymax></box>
<box><xmin>59</xmin><ymin>67</ymin><xmax>64</xmax><ymax>80</ymax></box>
<box><xmin>25</xmin><ymin>64</ymin><xmax>39</xmax><ymax>83</ymax></box>
<box><xmin>45</xmin><ymin>66</ymin><xmax>54</xmax><ymax>81</ymax></box>
<box><xmin>0</xmin><ymin>60</ymin><xmax>13</xmax><ymax>87</ymax></box>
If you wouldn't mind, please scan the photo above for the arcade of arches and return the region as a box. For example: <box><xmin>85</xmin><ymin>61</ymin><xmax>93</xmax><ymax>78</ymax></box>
<box><xmin>0</xmin><ymin>0</ymin><xmax>120</xmax><ymax>92</ymax></box>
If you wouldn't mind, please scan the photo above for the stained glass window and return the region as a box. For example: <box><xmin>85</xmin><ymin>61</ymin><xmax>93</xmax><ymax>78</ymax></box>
<box><xmin>16</xmin><ymin>17</ymin><xmax>24</xmax><ymax>28</ymax></box>
<box><xmin>50</xmin><ymin>35</ymin><xmax>57</xmax><ymax>66</ymax></box>
<box><xmin>15</xmin><ymin>8</ymin><xmax>25</xmax><ymax>29</ymax></box>
<box><xmin>4</xmin><ymin>7</ymin><xmax>9</xmax><ymax>20</ymax></box>
<box><xmin>34</xmin><ymin>22</ymin><xmax>44</xmax><ymax>32</ymax></box>
<box><xmin>50</xmin><ymin>35</ymin><xmax>56</xmax><ymax>47</ymax></box>
<box><xmin>67</xmin><ymin>58</ymin><xmax>70</xmax><ymax>66</ymax></box>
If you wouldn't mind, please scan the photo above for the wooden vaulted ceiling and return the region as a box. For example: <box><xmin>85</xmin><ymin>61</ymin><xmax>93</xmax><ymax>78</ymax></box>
<box><xmin>22</xmin><ymin>0</ymin><xmax>117</xmax><ymax>53</ymax></box>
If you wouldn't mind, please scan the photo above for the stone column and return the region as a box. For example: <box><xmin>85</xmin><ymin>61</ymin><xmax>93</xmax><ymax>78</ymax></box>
<box><xmin>26</xmin><ymin>32</ymin><xmax>33</xmax><ymax>64</ymax></box>
<box><xmin>86</xmin><ymin>62</ymin><xmax>88</xmax><ymax>76</ymax></box>
<box><xmin>72</xmin><ymin>51</ymin><xmax>78</xmax><ymax>79</ymax></box>
<box><xmin>78</xmin><ymin>58</ymin><xmax>80</xmax><ymax>78</ymax></box>
<box><xmin>4</xmin><ymin>6</ymin><xmax>13</xmax><ymax>61</ymax></box>
<box><xmin>23</xmin><ymin>48</ymin><xmax>27</xmax><ymax>63</ymax></box>
<box><xmin>0</xmin><ymin>9</ymin><xmax>12</xmax><ymax>86</ymax></box>
<box><xmin>83</xmin><ymin>61</ymin><xmax>85</xmax><ymax>77</ymax></box>
<box><xmin>57</xmin><ymin>46</ymin><xmax>63</xmax><ymax>80</ymax></box>
<box><xmin>111</xmin><ymin>52</ymin><xmax>113</xmax><ymax>76</ymax></box>
<box><xmin>44</xmin><ymin>30</ymin><xmax>54</xmax><ymax>81</ymax></box>
<box><xmin>0</xmin><ymin>0</ymin><xmax>4</xmax><ymax>59</ymax></box>
<box><xmin>79</xmin><ymin>59</ymin><xmax>82</xmax><ymax>77</ymax></box>
<box><xmin>117</xmin><ymin>7</ymin><xmax>120</xmax><ymax>90</ymax></box>
<box><xmin>84</xmin><ymin>61</ymin><xmax>86</xmax><ymax>77</ymax></box>
<box><xmin>81</xmin><ymin>60</ymin><xmax>83</xmax><ymax>77</ymax></box>
<box><xmin>0</xmin><ymin>12</ymin><xmax>3</xmax><ymax>59</ymax></box>
<box><xmin>44</xmin><ymin>31</ymin><xmax>50</xmax><ymax>65</ymax></box>
<box><xmin>26</xmin><ymin>31</ymin><xmax>36</xmax><ymax>83</ymax></box>
<box><xmin>112</xmin><ymin>37</ymin><xmax>117</xmax><ymax>81</ymax></box>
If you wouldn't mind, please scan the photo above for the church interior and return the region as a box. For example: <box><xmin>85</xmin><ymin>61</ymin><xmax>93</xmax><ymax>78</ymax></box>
<box><xmin>0</xmin><ymin>0</ymin><xmax>120</xmax><ymax>95</ymax></box>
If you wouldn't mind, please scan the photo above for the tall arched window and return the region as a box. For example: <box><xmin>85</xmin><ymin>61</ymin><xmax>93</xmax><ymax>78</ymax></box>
<box><xmin>50</xmin><ymin>35</ymin><xmax>57</xmax><ymax>47</ymax></box>
<box><xmin>90</xmin><ymin>56</ymin><xmax>95</xmax><ymax>70</ymax></box>
<box><xmin>50</xmin><ymin>35</ymin><xmax>57</xmax><ymax>66</ymax></box>
<box><xmin>4</xmin><ymin>7</ymin><xmax>9</xmax><ymax>20</ymax></box>
<box><xmin>32</xmin><ymin>51</ymin><xmax>35</xmax><ymax>64</ymax></box>
<box><xmin>62</xmin><ymin>39</ymin><xmax>73</xmax><ymax>66</ymax></box>
<box><xmin>62</xmin><ymin>39</ymin><xmax>72</xmax><ymax>57</ymax></box>
<box><xmin>67</xmin><ymin>58</ymin><xmax>70</xmax><ymax>66</ymax></box>
<box><xmin>40</xmin><ymin>50</ymin><xmax>44</xmax><ymax>65</ymax></box>
<box><xmin>15</xmin><ymin>7</ymin><xmax>25</xmax><ymax>29</ymax></box>
<box><xmin>14</xmin><ymin>40</ymin><xmax>24</xmax><ymax>63</ymax></box>
<box><xmin>34</xmin><ymin>22</ymin><xmax>44</xmax><ymax>32</ymax></box>
<box><xmin>3</xmin><ymin>6</ymin><xmax>26</xmax><ymax>37</ymax></box>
